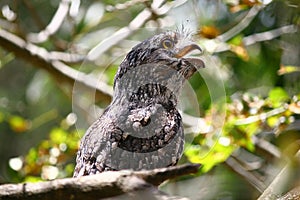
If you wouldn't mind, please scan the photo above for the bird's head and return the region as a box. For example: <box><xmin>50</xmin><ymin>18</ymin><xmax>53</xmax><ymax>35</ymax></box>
<box><xmin>114</xmin><ymin>30</ymin><xmax>205</xmax><ymax>86</ymax></box>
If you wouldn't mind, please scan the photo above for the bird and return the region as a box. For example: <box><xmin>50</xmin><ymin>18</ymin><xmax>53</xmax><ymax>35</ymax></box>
<box><xmin>73</xmin><ymin>30</ymin><xmax>205</xmax><ymax>177</ymax></box>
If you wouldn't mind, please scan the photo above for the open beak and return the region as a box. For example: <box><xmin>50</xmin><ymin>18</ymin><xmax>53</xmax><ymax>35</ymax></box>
<box><xmin>175</xmin><ymin>43</ymin><xmax>205</xmax><ymax>70</ymax></box>
<box><xmin>175</xmin><ymin>43</ymin><xmax>202</xmax><ymax>58</ymax></box>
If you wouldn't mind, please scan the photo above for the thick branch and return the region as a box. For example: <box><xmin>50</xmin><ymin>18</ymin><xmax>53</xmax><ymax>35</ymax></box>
<box><xmin>0</xmin><ymin>28</ymin><xmax>112</xmax><ymax>104</ymax></box>
<box><xmin>277</xmin><ymin>186</ymin><xmax>300</xmax><ymax>200</ymax></box>
<box><xmin>134</xmin><ymin>163</ymin><xmax>201</xmax><ymax>186</ymax></box>
<box><xmin>0</xmin><ymin>164</ymin><xmax>200</xmax><ymax>200</ymax></box>
<box><xmin>258</xmin><ymin>151</ymin><xmax>300</xmax><ymax>200</ymax></box>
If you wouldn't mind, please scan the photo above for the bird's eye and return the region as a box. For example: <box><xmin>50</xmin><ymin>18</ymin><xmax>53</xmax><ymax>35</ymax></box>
<box><xmin>161</xmin><ymin>39</ymin><xmax>174</xmax><ymax>49</ymax></box>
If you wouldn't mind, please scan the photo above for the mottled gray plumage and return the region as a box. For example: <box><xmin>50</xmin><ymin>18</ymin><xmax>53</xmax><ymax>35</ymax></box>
<box><xmin>73</xmin><ymin>30</ymin><xmax>204</xmax><ymax>177</ymax></box>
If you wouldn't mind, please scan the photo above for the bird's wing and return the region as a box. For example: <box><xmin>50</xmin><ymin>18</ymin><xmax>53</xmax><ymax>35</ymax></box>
<box><xmin>73</xmin><ymin>116</ymin><xmax>121</xmax><ymax>177</ymax></box>
<box><xmin>73</xmin><ymin>104</ymin><xmax>184</xmax><ymax>177</ymax></box>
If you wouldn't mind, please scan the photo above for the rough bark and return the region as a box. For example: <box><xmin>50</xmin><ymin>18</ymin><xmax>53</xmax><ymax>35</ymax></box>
<box><xmin>0</xmin><ymin>164</ymin><xmax>200</xmax><ymax>200</ymax></box>
<box><xmin>277</xmin><ymin>186</ymin><xmax>300</xmax><ymax>200</ymax></box>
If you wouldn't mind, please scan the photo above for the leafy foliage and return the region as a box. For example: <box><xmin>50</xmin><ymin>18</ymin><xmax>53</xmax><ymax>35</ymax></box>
<box><xmin>185</xmin><ymin>88</ymin><xmax>300</xmax><ymax>173</ymax></box>
<box><xmin>0</xmin><ymin>1</ymin><xmax>299</xmax><ymax>198</ymax></box>
<box><xmin>4</xmin><ymin>113</ymin><xmax>83</xmax><ymax>182</ymax></box>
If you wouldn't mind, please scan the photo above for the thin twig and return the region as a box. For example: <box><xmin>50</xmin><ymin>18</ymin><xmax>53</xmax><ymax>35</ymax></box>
<box><xmin>225</xmin><ymin>156</ymin><xmax>266</xmax><ymax>193</ymax></box>
<box><xmin>243</xmin><ymin>25</ymin><xmax>298</xmax><ymax>46</ymax></box>
<box><xmin>106</xmin><ymin>0</ymin><xmax>150</xmax><ymax>12</ymax></box>
<box><xmin>211</xmin><ymin>24</ymin><xmax>298</xmax><ymax>53</ymax></box>
<box><xmin>0</xmin><ymin>19</ymin><xmax>18</xmax><ymax>32</ymax></box>
<box><xmin>87</xmin><ymin>8</ymin><xmax>153</xmax><ymax>61</ymax></box>
<box><xmin>235</xmin><ymin>107</ymin><xmax>286</xmax><ymax>125</ymax></box>
<box><xmin>253</xmin><ymin>136</ymin><xmax>282</xmax><ymax>159</ymax></box>
<box><xmin>217</xmin><ymin>5</ymin><xmax>263</xmax><ymax>42</ymax></box>
<box><xmin>48</xmin><ymin>51</ymin><xmax>85</xmax><ymax>64</ymax></box>
<box><xmin>87</xmin><ymin>0</ymin><xmax>170</xmax><ymax>61</ymax></box>
<box><xmin>27</xmin><ymin>0</ymin><xmax>71</xmax><ymax>43</ymax></box>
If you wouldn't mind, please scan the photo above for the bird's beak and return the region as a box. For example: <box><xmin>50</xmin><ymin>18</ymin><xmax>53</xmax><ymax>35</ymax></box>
<box><xmin>175</xmin><ymin>42</ymin><xmax>205</xmax><ymax>70</ymax></box>
<box><xmin>175</xmin><ymin>43</ymin><xmax>202</xmax><ymax>58</ymax></box>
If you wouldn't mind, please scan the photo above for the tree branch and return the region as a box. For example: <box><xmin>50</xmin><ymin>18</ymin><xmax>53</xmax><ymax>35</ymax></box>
<box><xmin>27</xmin><ymin>0</ymin><xmax>71</xmax><ymax>43</ymax></box>
<box><xmin>211</xmin><ymin>24</ymin><xmax>298</xmax><ymax>53</ymax></box>
<box><xmin>86</xmin><ymin>0</ymin><xmax>171</xmax><ymax>61</ymax></box>
<box><xmin>243</xmin><ymin>25</ymin><xmax>298</xmax><ymax>46</ymax></box>
<box><xmin>277</xmin><ymin>186</ymin><xmax>300</xmax><ymax>200</ymax></box>
<box><xmin>0</xmin><ymin>28</ymin><xmax>112</xmax><ymax>103</ymax></box>
<box><xmin>134</xmin><ymin>163</ymin><xmax>201</xmax><ymax>186</ymax></box>
<box><xmin>106</xmin><ymin>0</ymin><xmax>149</xmax><ymax>12</ymax></box>
<box><xmin>225</xmin><ymin>156</ymin><xmax>266</xmax><ymax>193</ymax></box>
<box><xmin>217</xmin><ymin>5</ymin><xmax>263</xmax><ymax>42</ymax></box>
<box><xmin>0</xmin><ymin>164</ymin><xmax>200</xmax><ymax>200</ymax></box>
<box><xmin>87</xmin><ymin>7</ymin><xmax>153</xmax><ymax>61</ymax></box>
<box><xmin>258</xmin><ymin>151</ymin><xmax>300</xmax><ymax>200</ymax></box>
<box><xmin>234</xmin><ymin>106</ymin><xmax>286</xmax><ymax>125</ymax></box>
<box><xmin>47</xmin><ymin>51</ymin><xmax>85</xmax><ymax>64</ymax></box>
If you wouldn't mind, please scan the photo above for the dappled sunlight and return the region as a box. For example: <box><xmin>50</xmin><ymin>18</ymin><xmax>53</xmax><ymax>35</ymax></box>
<box><xmin>0</xmin><ymin>0</ymin><xmax>299</xmax><ymax>199</ymax></box>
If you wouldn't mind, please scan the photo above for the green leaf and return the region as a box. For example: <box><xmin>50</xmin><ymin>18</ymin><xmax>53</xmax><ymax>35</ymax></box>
<box><xmin>26</xmin><ymin>148</ymin><xmax>38</xmax><ymax>164</ymax></box>
<box><xmin>49</xmin><ymin>128</ymin><xmax>67</xmax><ymax>144</ymax></box>
<box><xmin>9</xmin><ymin>116</ymin><xmax>29</xmax><ymax>133</ymax></box>
<box><xmin>64</xmin><ymin>163</ymin><xmax>75</xmax><ymax>176</ymax></box>
<box><xmin>228</xmin><ymin>34</ymin><xmax>244</xmax><ymax>45</ymax></box>
<box><xmin>278</xmin><ymin>65</ymin><xmax>300</xmax><ymax>75</ymax></box>
<box><xmin>0</xmin><ymin>53</ymin><xmax>14</xmax><ymax>69</ymax></box>
<box><xmin>24</xmin><ymin>176</ymin><xmax>42</xmax><ymax>183</ymax></box>
<box><xmin>267</xmin><ymin>115</ymin><xmax>280</xmax><ymax>127</ymax></box>
<box><xmin>105</xmin><ymin>65</ymin><xmax>118</xmax><ymax>86</ymax></box>
<box><xmin>268</xmin><ymin>87</ymin><xmax>289</xmax><ymax>107</ymax></box>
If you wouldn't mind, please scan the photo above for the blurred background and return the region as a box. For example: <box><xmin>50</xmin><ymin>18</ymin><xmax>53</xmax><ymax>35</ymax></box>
<box><xmin>0</xmin><ymin>0</ymin><xmax>299</xmax><ymax>199</ymax></box>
